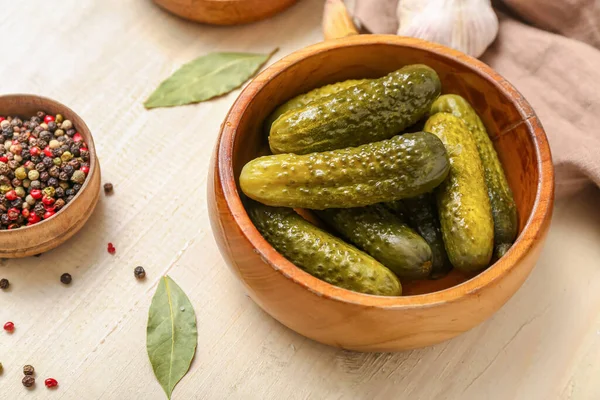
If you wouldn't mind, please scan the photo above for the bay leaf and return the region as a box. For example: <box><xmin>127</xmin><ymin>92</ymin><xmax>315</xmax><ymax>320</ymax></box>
<box><xmin>147</xmin><ymin>276</ymin><xmax>197</xmax><ymax>399</ymax></box>
<box><xmin>144</xmin><ymin>49</ymin><xmax>278</xmax><ymax>109</ymax></box>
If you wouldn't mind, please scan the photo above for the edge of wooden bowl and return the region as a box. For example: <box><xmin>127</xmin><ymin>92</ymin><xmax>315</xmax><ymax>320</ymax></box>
<box><xmin>0</xmin><ymin>94</ymin><xmax>101</xmax><ymax>258</ymax></box>
<box><xmin>215</xmin><ymin>35</ymin><xmax>555</xmax><ymax>310</ymax></box>
<box><xmin>153</xmin><ymin>0</ymin><xmax>298</xmax><ymax>25</ymax></box>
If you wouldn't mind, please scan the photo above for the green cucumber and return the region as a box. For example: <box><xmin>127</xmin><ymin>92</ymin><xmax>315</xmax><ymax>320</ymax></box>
<box><xmin>425</xmin><ymin>113</ymin><xmax>494</xmax><ymax>272</ymax></box>
<box><xmin>430</xmin><ymin>95</ymin><xmax>518</xmax><ymax>257</ymax></box>
<box><xmin>240</xmin><ymin>132</ymin><xmax>450</xmax><ymax>210</ymax></box>
<box><xmin>397</xmin><ymin>194</ymin><xmax>452</xmax><ymax>279</ymax></box>
<box><xmin>269</xmin><ymin>64</ymin><xmax>441</xmax><ymax>154</ymax></box>
<box><xmin>316</xmin><ymin>205</ymin><xmax>433</xmax><ymax>280</ymax></box>
<box><xmin>265</xmin><ymin>79</ymin><xmax>365</xmax><ymax>133</ymax></box>
<box><xmin>247</xmin><ymin>202</ymin><xmax>402</xmax><ymax>296</ymax></box>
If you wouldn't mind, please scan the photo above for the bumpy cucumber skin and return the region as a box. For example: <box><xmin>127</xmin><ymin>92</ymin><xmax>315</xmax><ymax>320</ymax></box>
<box><xmin>431</xmin><ymin>95</ymin><xmax>518</xmax><ymax>257</ymax></box>
<box><xmin>269</xmin><ymin>64</ymin><xmax>442</xmax><ymax>155</ymax></box>
<box><xmin>246</xmin><ymin>202</ymin><xmax>402</xmax><ymax>296</ymax></box>
<box><xmin>397</xmin><ymin>194</ymin><xmax>452</xmax><ymax>279</ymax></box>
<box><xmin>240</xmin><ymin>132</ymin><xmax>450</xmax><ymax>210</ymax></box>
<box><xmin>425</xmin><ymin>113</ymin><xmax>494</xmax><ymax>272</ymax></box>
<box><xmin>317</xmin><ymin>205</ymin><xmax>432</xmax><ymax>280</ymax></box>
<box><xmin>265</xmin><ymin>79</ymin><xmax>365</xmax><ymax>133</ymax></box>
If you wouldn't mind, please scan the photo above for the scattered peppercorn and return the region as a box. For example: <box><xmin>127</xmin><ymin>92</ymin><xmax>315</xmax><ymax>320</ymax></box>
<box><xmin>23</xmin><ymin>365</ymin><xmax>34</xmax><ymax>375</ymax></box>
<box><xmin>3</xmin><ymin>322</ymin><xmax>14</xmax><ymax>332</ymax></box>
<box><xmin>0</xmin><ymin>362</ymin><xmax>3</xmax><ymax>374</ymax></box>
<box><xmin>0</xmin><ymin>278</ymin><xmax>8</xmax><ymax>290</ymax></box>
<box><xmin>103</xmin><ymin>182</ymin><xmax>113</xmax><ymax>194</ymax></box>
<box><xmin>22</xmin><ymin>375</ymin><xmax>35</xmax><ymax>388</ymax></box>
<box><xmin>60</xmin><ymin>273</ymin><xmax>72</xmax><ymax>285</ymax></box>
<box><xmin>44</xmin><ymin>378</ymin><xmax>58</xmax><ymax>388</ymax></box>
<box><xmin>0</xmin><ymin>112</ymin><xmax>90</xmax><ymax>230</ymax></box>
<box><xmin>134</xmin><ymin>266</ymin><xmax>146</xmax><ymax>280</ymax></box>
<box><xmin>107</xmin><ymin>243</ymin><xmax>116</xmax><ymax>255</ymax></box>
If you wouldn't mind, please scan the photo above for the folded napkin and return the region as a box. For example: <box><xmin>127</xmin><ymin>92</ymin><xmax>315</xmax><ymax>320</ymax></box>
<box><xmin>353</xmin><ymin>0</ymin><xmax>600</xmax><ymax>196</ymax></box>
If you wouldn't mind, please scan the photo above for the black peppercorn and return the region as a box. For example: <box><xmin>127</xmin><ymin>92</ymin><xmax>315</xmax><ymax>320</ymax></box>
<box><xmin>134</xmin><ymin>266</ymin><xmax>146</xmax><ymax>280</ymax></box>
<box><xmin>23</xmin><ymin>365</ymin><xmax>35</xmax><ymax>375</ymax></box>
<box><xmin>52</xmin><ymin>148</ymin><xmax>62</xmax><ymax>157</ymax></box>
<box><xmin>54</xmin><ymin>198</ymin><xmax>66</xmax><ymax>210</ymax></box>
<box><xmin>60</xmin><ymin>273</ymin><xmax>72</xmax><ymax>285</ymax></box>
<box><xmin>40</xmin><ymin>172</ymin><xmax>49</xmax><ymax>182</ymax></box>
<box><xmin>58</xmin><ymin>172</ymin><xmax>68</xmax><ymax>182</ymax></box>
<box><xmin>55</xmin><ymin>187</ymin><xmax>65</xmax><ymax>198</ymax></box>
<box><xmin>22</xmin><ymin>375</ymin><xmax>35</xmax><ymax>388</ymax></box>
<box><xmin>103</xmin><ymin>183</ymin><xmax>113</xmax><ymax>194</ymax></box>
<box><xmin>81</xmin><ymin>150</ymin><xmax>90</xmax><ymax>161</ymax></box>
<box><xmin>11</xmin><ymin>118</ymin><xmax>22</xmax><ymax>127</ymax></box>
<box><xmin>37</xmin><ymin>111</ymin><xmax>45</xmax><ymax>119</ymax></box>
<box><xmin>66</xmin><ymin>128</ymin><xmax>76</xmax><ymax>137</ymax></box>
<box><xmin>47</xmin><ymin>121</ymin><xmax>57</xmax><ymax>132</ymax></box>
<box><xmin>62</xmin><ymin>164</ymin><xmax>74</xmax><ymax>176</ymax></box>
<box><xmin>72</xmin><ymin>184</ymin><xmax>82</xmax><ymax>193</ymax></box>
<box><xmin>0</xmin><ymin>214</ymin><xmax>9</xmax><ymax>225</ymax></box>
<box><xmin>65</xmin><ymin>195</ymin><xmax>75</xmax><ymax>203</ymax></box>
<box><xmin>48</xmin><ymin>165</ymin><xmax>59</xmax><ymax>177</ymax></box>
<box><xmin>34</xmin><ymin>203</ymin><xmax>45</xmax><ymax>217</ymax></box>
<box><xmin>11</xmin><ymin>178</ymin><xmax>22</xmax><ymax>187</ymax></box>
<box><xmin>35</xmin><ymin>162</ymin><xmax>45</xmax><ymax>172</ymax></box>
<box><xmin>48</xmin><ymin>177</ymin><xmax>58</xmax><ymax>187</ymax></box>
<box><xmin>30</xmin><ymin>155</ymin><xmax>41</xmax><ymax>164</ymax></box>
<box><xmin>65</xmin><ymin>188</ymin><xmax>74</xmax><ymax>196</ymax></box>
<box><xmin>0</xmin><ymin>278</ymin><xmax>8</xmax><ymax>289</ymax></box>
<box><xmin>39</xmin><ymin>130</ymin><xmax>51</xmax><ymax>141</ymax></box>
<box><xmin>43</xmin><ymin>157</ymin><xmax>53</xmax><ymax>168</ymax></box>
<box><xmin>11</xmin><ymin>198</ymin><xmax>23</xmax><ymax>209</ymax></box>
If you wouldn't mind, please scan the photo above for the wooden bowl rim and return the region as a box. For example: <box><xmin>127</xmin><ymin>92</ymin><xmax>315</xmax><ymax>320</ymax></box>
<box><xmin>217</xmin><ymin>34</ymin><xmax>555</xmax><ymax>308</ymax></box>
<box><xmin>0</xmin><ymin>94</ymin><xmax>98</xmax><ymax>237</ymax></box>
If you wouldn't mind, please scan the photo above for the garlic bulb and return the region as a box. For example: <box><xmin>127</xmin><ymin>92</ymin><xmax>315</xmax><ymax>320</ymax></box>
<box><xmin>397</xmin><ymin>0</ymin><xmax>499</xmax><ymax>58</ymax></box>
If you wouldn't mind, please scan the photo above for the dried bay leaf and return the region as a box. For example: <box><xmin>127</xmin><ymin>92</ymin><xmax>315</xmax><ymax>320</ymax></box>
<box><xmin>144</xmin><ymin>49</ymin><xmax>278</xmax><ymax>109</ymax></box>
<box><xmin>147</xmin><ymin>276</ymin><xmax>197</xmax><ymax>399</ymax></box>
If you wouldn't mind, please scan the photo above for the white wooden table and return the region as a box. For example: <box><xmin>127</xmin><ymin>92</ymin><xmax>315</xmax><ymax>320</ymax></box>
<box><xmin>1</xmin><ymin>1</ymin><xmax>599</xmax><ymax>399</ymax></box>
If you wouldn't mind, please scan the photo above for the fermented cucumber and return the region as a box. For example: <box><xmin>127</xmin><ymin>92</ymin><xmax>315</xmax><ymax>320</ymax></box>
<box><xmin>247</xmin><ymin>202</ymin><xmax>402</xmax><ymax>296</ymax></box>
<box><xmin>430</xmin><ymin>95</ymin><xmax>518</xmax><ymax>257</ymax></box>
<box><xmin>269</xmin><ymin>64</ymin><xmax>441</xmax><ymax>154</ymax></box>
<box><xmin>317</xmin><ymin>205</ymin><xmax>433</xmax><ymax>280</ymax></box>
<box><xmin>398</xmin><ymin>194</ymin><xmax>452</xmax><ymax>279</ymax></box>
<box><xmin>424</xmin><ymin>113</ymin><xmax>494</xmax><ymax>272</ymax></box>
<box><xmin>240</xmin><ymin>132</ymin><xmax>450</xmax><ymax>210</ymax></box>
<box><xmin>264</xmin><ymin>79</ymin><xmax>366</xmax><ymax>133</ymax></box>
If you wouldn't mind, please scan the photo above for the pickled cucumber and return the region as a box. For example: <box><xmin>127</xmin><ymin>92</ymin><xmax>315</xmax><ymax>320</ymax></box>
<box><xmin>247</xmin><ymin>201</ymin><xmax>402</xmax><ymax>296</ymax></box>
<box><xmin>265</xmin><ymin>79</ymin><xmax>365</xmax><ymax>133</ymax></box>
<box><xmin>430</xmin><ymin>95</ymin><xmax>518</xmax><ymax>257</ymax></box>
<box><xmin>317</xmin><ymin>205</ymin><xmax>432</xmax><ymax>280</ymax></box>
<box><xmin>424</xmin><ymin>113</ymin><xmax>494</xmax><ymax>272</ymax></box>
<box><xmin>240</xmin><ymin>132</ymin><xmax>450</xmax><ymax>210</ymax></box>
<box><xmin>269</xmin><ymin>64</ymin><xmax>441</xmax><ymax>154</ymax></box>
<box><xmin>398</xmin><ymin>194</ymin><xmax>452</xmax><ymax>279</ymax></box>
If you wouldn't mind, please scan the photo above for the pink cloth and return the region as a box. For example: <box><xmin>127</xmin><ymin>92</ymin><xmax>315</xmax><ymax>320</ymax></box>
<box><xmin>353</xmin><ymin>0</ymin><xmax>600</xmax><ymax>196</ymax></box>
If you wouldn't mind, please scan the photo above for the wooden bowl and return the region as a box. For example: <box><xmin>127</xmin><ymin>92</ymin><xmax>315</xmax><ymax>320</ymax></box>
<box><xmin>153</xmin><ymin>0</ymin><xmax>298</xmax><ymax>25</ymax></box>
<box><xmin>0</xmin><ymin>95</ymin><xmax>101</xmax><ymax>258</ymax></box>
<box><xmin>208</xmin><ymin>35</ymin><xmax>554</xmax><ymax>351</ymax></box>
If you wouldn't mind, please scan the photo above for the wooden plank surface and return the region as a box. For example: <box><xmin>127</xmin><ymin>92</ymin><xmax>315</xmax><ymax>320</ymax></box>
<box><xmin>0</xmin><ymin>0</ymin><xmax>599</xmax><ymax>399</ymax></box>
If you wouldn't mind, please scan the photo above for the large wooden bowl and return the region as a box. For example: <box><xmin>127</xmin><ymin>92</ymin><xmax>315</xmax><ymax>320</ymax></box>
<box><xmin>0</xmin><ymin>95</ymin><xmax>101</xmax><ymax>258</ymax></box>
<box><xmin>153</xmin><ymin>0</ymin><xmax>298</xmax><ymax>25</ymax></box>
<box><xmin>208</xmin><ymin>35</ymin><xmax>554</xmax><ymax>351</ymax></box>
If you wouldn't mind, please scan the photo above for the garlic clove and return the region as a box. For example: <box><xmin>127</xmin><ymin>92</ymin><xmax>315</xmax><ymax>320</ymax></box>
<box><xmin>397</xmin><ymin>0</ymin><xmax>499</xmax><ymax>58</ymax></box>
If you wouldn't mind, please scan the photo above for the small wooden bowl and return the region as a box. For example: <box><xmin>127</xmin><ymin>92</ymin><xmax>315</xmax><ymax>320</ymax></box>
<box><xmin>0</xmin><ymin>95</ymin><xmax>101</xmax><ymax>258</ymax></box>
<box><xmin>153</xmin><ymin>0</ymin><xmax>298</xmax><ymax>25</ymax></box>
<box><xmin>208</xmin><ymin>35</ymin><xmax>555</xmax><ymax>351</ymax></box>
